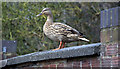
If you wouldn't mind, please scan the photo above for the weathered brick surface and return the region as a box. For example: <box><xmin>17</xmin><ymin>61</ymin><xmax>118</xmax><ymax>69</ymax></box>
<box><xmin>101</xmin><ymin>34</ymin><xmax>119</xmax><ymax>67</ymax></box>
<box><xmin>101</xmin><ymin>57</ymin><xmax>119</xmax><ymax>67</ymax></box>
<box><xmin>91</xmin><ymin>57</ymin><xmax>100</xmax><ymax>67</ymax></box>
<box><xmin>49</xmin><ymin>64</ymin><xmax>56</xmax><ymax>67</ymax></box>
<box><xmin>100</xmin><ymin>30</ymin><xmax>119</xmax><ymax>67</ymax></box>
<box><xmin>101</xmin><ymin>43</ymin><xmax>119</xmax><ymax>57</ymax></box>
<box><xmin>100</xmin><ymin>7</ymin><xmax>120</xmax><ymax>68</ymax></box>
<box><xmin>100</xmin><ymin>29</ymin><xmax>110</xmax><ymax>43</ymax></box>
<box><xmin>106</xmin><ymin>43</ymin><xmax>118</xmax><ymax>56</ymax></box>
<box><xmin>101</xmin><ymin>57</ymin><xmax>112</xmax><ymax>67</ymax></box>
<box><xmin>82</xmin><ymin>60</ymin><xmax>90</xmax><ymax>67</ymax></box>
<box><xmin>100</xmin><ymin>27</ymin><xmax>119</xmax><ymax>43</ymax></box>
<box><xmin>57</xmin><ymin>63</ymin><xmax>64</xmax><ymax>67</ymax></box>
<box><xmin>43</xmin><ymin>65</ymin><xmax>50</xmax><ymax>67</ymax></box>
<box><xmin>73</xmin><ymin>62</ymin><xmax>80</xmax><ymax>67</ymax></box>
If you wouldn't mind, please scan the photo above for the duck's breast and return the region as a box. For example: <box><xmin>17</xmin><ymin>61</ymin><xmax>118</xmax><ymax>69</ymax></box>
<box><xmin>43</xmin><ymin>24</ymin><xmax>60</xmax><ymax>41</ymax></box>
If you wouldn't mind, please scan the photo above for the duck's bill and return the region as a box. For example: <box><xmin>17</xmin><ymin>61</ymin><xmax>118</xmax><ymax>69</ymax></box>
<box><xmin>36</xmin><ymin>13</ymin><xmax>42</xmax><ymax>17</ymax></box>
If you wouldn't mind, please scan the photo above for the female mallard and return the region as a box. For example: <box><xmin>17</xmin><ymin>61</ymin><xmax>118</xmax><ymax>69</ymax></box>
<box><xmin>37</xmin><ymin>8</ymin><xmax>89</xmax><ymax>50</ymax></box>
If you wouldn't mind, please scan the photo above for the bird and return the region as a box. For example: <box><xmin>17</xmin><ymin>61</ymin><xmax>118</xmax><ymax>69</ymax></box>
<box><xmin>36</xmin><ymin>8</ymin><xmax>90</xmax><ymax>50</ymax></box>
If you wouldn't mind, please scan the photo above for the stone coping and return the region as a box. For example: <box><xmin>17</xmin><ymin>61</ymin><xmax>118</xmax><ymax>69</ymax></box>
<box><xmin>0</xmin><ymin>43</ymin><xmax>101</xmax><ymax>68</ymax></box>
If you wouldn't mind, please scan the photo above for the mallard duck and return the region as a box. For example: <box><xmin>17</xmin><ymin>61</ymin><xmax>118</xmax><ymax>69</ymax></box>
<box><xmin>37</xmin><ymin>8</ymin><xmax>89</xmax><ymax>50</ymax></box>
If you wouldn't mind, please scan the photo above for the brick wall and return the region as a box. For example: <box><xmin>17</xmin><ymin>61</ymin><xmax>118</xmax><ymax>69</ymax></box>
<box><xmin>4</xmin><ymin>55</ymin><xmax>100</xmax><ymax>69</ymax></box>
<box><xmin>100</xmin><ymin>7</ymin><xmax>120</xmax><ymax>67</ymax></box>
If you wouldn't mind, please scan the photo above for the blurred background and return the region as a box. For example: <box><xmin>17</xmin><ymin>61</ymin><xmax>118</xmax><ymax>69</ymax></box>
<box><xmin>2</xmin><ymin>2</ymin><xmax>120</xmax><ymax>55</ymax></box>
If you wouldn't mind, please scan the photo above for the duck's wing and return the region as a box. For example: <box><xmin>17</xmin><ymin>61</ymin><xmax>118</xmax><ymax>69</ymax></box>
<box><xmin>50</xmin><ymin>23</ymin><xmax>83</xmax><ymax>36</ymax></box>
<box><xmin>49</xmin><ymin>23</ymin><xmax>89</xmax><ymax>42</ymax></box>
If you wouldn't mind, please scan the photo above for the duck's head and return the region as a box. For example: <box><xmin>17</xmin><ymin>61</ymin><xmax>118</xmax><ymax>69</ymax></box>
<box><xmin>36</xmin><ymin>8</ymin><xmax>52</xmax><ymax>17</ymax></box>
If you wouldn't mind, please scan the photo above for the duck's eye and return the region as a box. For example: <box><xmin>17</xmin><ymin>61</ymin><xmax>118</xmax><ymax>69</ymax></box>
<box><xmin>44</xmin><ymin>9</ymin><xmax>47</xmax><ymax>11</ymax></box>
<box><xmin>43</xmin><ymin>9</ymin><xmax>49</xmax><ymax>11</ymax></box>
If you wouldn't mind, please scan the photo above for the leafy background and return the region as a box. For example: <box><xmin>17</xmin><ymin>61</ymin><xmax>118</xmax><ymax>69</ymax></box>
<box><xmin>2</xmin><ymin>2</ymin><xmax>120</xmax><ymax>55</ymax></box>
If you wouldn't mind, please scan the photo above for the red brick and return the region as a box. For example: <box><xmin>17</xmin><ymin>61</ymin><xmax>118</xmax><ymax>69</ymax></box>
<box><xmin>106</xmin><ymin>52</ymin><xmax>117</xmax><ymax>56</ymax></box>
<box><xmin>101</xmin><ymin>64</ymin><xmax>111</xmax><ymax>67</ymax></box>
<box><xmin>73</xmin><ymin>62</ymin><xmax>80</xmax><ymax>67</ymax></box>
<box><xmin>107</xmin><ymin>48</ymin><xmax>117</xmax><ymax>51</ymax></box>
<box><xmin>107</xmin><ymin>48</ymin><xmax>118</xmax><ymax>51</ymax></box>
<box><xmin>43</xmin><ymin>65</ymin><xmax>50</xmax><ymax>67</ymax></box>
<box><xmin>111</xmin><ymin>61</ymin><xmax>119</xmax><ymax>67</ymax></box>
<box><xmin>107</xmin><ymin>46</ymin><xmax>117</xmax><ymax>49</ymax></box>
<box><xmin>105</xmin><ymin>44</ymin><xmax>118</xmax><ymax>56</ymax></box>
<box><xmin>66</xmin><ymin>62</ymin><xmax>73</xmax><ymax>67</ymax></box>
<box><xmin>49</xmin><ymin>64</ymin><xmax>56</xmax><ymax>67</ymax></box>
<box><xmin>112</xmin><ymin>60</ymin><xmax>119</xmax><ymax>64</ymax></box>
<box><xmin>57</xmin><ymin>63</ymin><xmax>65</xmax><ymax>69</ymax></box>
<box><xmin>57</xmin><ymin>63</ymin><xmax>64</xmax><ymax>67</ymax></box>
<box><xmin>101</xmin><ymin>58</ymin><xmax>112</xmax><ymax>67</ymax></box>
<box><xmin>101</xmin><ymin>57</ymin><xmax>119</xmax><ymax>67</ymax></box>
<box><xmin>112</xmin><ymin>57</ymin><xmax>118</xmax><ymax>60</ymax></box>
<box><xmin>107</xmin><ymin>46</ymin><xmax>118</xmax><ymax>51</ymax></box>
<box><xmin>91</xmin><ymin>62</ymin><xmax>100</xmax><ymax>67</ymax></box>
<box><xmin>82</xmin><ymin>60</ymin><xmax>90</xmax><ymax>67</ymax></box>
<box><xmin>91</xmin><ymin>58</ymin><xmax>100</xmax><ymax>67</ymax></box>
<box><xmin>111</xmin><ymin>64</ymin><xmax>118</xmax><ymax>67</ymax></box>
<box><xmin>111</xmin><ymin>57</ymin><xmax>119</xmax><ymax>66</ymax></box>
<box><xmin>49</xmin><ymin>65</ymin><xmax>56</xmax><ymax>69</ymax></box>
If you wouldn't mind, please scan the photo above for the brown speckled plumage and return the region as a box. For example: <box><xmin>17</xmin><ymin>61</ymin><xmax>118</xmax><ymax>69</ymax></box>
<box><xmin>37</xmin><ymin>8</ymin><xmax>89</xmax><ymax>50</ymax></box>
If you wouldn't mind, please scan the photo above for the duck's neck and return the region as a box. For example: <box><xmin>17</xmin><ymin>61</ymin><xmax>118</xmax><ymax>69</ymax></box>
<box><xmin>46</xmin><ymin>15</ymin><xmax>53</xmax><ymax>25</ymax></box>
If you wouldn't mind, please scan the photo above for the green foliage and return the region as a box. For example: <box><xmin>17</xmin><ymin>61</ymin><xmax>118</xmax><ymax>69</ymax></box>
<box><xmin>2</xmin><ymin>2</ymin><xmax>119</xmax><ymax>55</ymax></box>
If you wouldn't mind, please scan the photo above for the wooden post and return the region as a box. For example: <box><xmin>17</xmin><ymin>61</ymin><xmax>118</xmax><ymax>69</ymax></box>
<box><xmin>100</xmin><ymin>7</ymin><xmax>120</xmax><ymax>67</ymax></box>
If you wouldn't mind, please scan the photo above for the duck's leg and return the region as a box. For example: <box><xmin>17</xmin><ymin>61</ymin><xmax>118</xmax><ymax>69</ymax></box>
<box><xmin>52</xmin><ymin>41</ymin><xmax>62</xmax><ymax>50</ymax></box>
<box><xmin>61</xmin><ymin>42</ymin><xmax>65</xmax><ymax>48</ymax></box>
